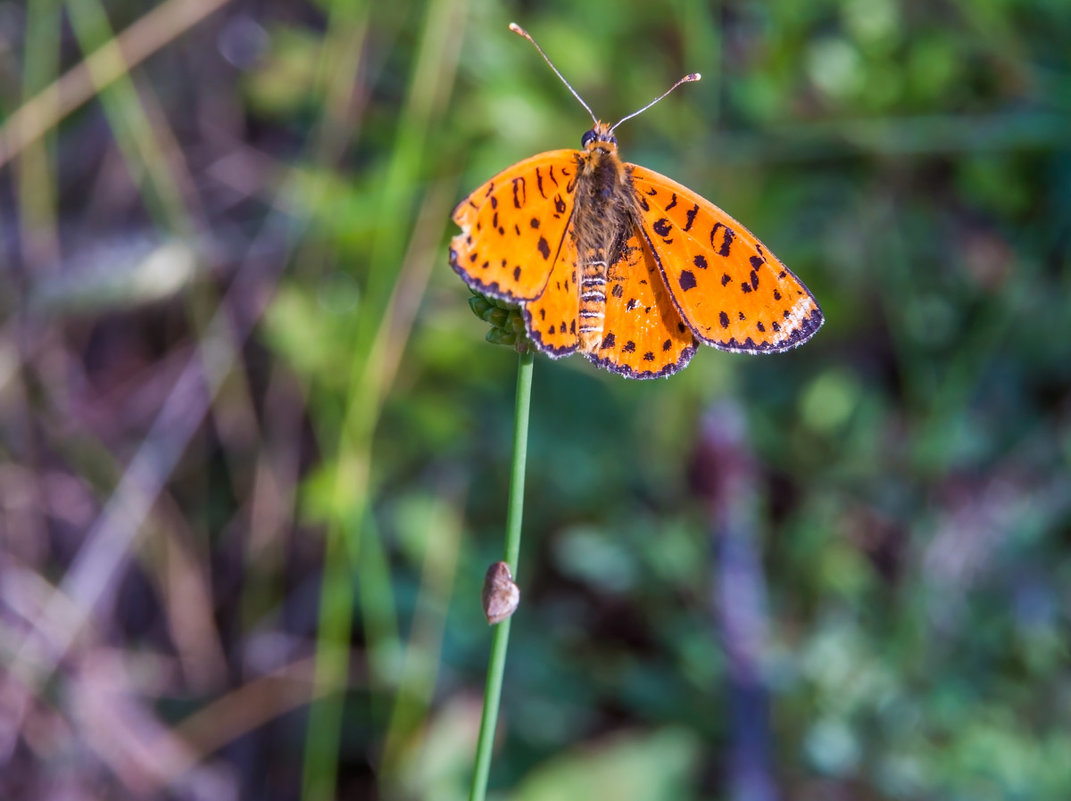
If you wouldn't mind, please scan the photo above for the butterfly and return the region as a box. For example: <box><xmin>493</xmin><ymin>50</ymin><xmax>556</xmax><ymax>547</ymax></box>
<box><xmin>450</xmin><ymin>23</ymin><xmax>823</xmax><ymax>379</ymax></box>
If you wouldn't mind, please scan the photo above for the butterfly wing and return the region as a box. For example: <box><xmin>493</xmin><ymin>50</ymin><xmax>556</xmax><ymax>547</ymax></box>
<box><xmin>522</xmin><ymin>218</ymin><xmax>581</xmax><ymax>356</ymax></box>
<box><xmin>585</xmin><ymin>226</ymin><xmax>698</xmax><ymax>378</ymax></box>
<box><xmin>451</xmin><ymin>150</ymin><xmax>580</xmax><ymax>302</ymax></box>
<box><xmin>628</xmin><ymin>165</ymin><xmax>823</xmax><ymax>353</ymax></box>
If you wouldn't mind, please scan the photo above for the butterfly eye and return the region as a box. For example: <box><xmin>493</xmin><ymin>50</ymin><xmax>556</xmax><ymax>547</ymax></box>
<box><xmin>580</xmin><ymin>129</ymin><xmax>596</xmax><ymax>148</ymax></box>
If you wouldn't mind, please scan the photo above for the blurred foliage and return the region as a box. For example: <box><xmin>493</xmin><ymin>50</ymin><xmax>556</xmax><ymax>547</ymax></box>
<box><xmin>2</xmin><ymin>0</ymin><xmax>1070</xmax><ymax>800</ymax></box>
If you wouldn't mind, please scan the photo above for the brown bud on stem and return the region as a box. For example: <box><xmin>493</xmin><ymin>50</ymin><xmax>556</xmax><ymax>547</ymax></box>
<box><xmin>482</xmin><ymin>561</ymin><xmax>520</xmax><ymax>624</ymax></box>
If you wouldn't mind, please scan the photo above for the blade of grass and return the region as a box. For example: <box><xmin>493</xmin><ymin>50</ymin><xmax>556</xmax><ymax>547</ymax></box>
<box><xmin>469</xmin><ymin>348</ymin><xmax>535</xmax><ymax>801</ymax></box>
<box><xmin>357</xmin><ymin>176</ymin><xmax>461</xmax><ymax>728</ymax></box>
<box><xmin>379</xmin><ymin>484</ymin><xmax>465</xmax><ymax>781</ymax></box>
<box><xmin>64</xmin><ymin>0</ymin><xmax>192</xmax><ymax>232</ymax></box>
<box><xmin>300</xmin><ymin>0</ymin><xmax>467</xmax><ymax>797</ymax></box>
<box><xmin>17</xmin><ymin>0</ymin><xmax>62</xmax><ymax>268</ymax></box>
<box><xmin>676</xmin><ymin>0</ymin><xmax>720</xmax><ymax>128</ymax></box>
<box><xmin>0</xmin><ymin>0</ymin><xmax>233</xmax><ymax>169</ymax></box>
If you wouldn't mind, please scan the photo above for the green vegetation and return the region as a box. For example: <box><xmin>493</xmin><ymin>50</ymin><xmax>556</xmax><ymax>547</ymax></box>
<box><xmin>2</xmin><ymin>1</ymin><xmax>1070</xmax><ymax>799</ymax></box>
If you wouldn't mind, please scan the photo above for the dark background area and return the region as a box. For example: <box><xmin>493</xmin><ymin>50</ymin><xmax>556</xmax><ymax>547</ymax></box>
<box><xmin>1</xmin><ymin>0</ymin><xmax>1070</xmax><ymax>799</ymax></box>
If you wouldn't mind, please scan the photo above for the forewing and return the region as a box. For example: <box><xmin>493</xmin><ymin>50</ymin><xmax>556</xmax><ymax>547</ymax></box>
<box><xmin>451</xmin><ymin>150</ymin><xmax>580</xmax><ymax>302</ymax></box>
<box><xmin>629</xmin><ymin>165</ymin><xmax>823</xmax><ymax>352</ymax></box>
<box><xmin>523</xmin><ymin>219</ymin><xmax>580</xmax><ymax>356</ymax></box>
<box><xmin>586</xmin><ymin>227</ymin><xmax>698</xmax><ymax>379</ymax></box>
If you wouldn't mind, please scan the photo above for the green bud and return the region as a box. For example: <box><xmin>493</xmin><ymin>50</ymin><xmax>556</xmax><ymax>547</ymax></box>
<box><xmin>466</xmin><ymin>289</ymin><xmax>533</xmax><ymax>351</ymax></box>
<box><xmin>486</xmin><ymin>328</ymin><xmax>517</xmax><ymax>346</ymax></box>
<box><xmin>468</xmin><ymin>295</ymin><xmax>493</xmax><ymax>318</ymax></box>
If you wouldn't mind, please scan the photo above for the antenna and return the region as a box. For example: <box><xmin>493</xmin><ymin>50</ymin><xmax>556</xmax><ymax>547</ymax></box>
<box><xmin>509</xmin><ymin>23</ymin><xmax>598</xmax><ymax>126</ymax></box>
<box><xmin>609</xmin><ymin>73</ymin><xmax>701</xmax><ymax>133</ymax></box>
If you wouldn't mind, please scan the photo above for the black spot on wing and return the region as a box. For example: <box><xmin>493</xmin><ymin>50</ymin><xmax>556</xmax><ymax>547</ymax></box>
<box><xmin>679</xmin><ymin>270</ymin><xmax>697</xmax><ymax>292</ymax></box>
<box><xmin>711</xmin><ymin>223</ymin><xmax>734</xmax><ymax>257</ymax></box>
<box><xmin>683</xmin><ymin>204</ymin><xmax>699</xmax><ymax>232</ymax></box>
<box><xmin>694</xmin><ymin>254</ymin><xmax>708</xmax><ymax>270</ymax></box>
<box><xmin>719</xmin><ymin>311</ymin><xmax>729</xmax><ymax>329</ymax></box>
<box><xmin>537</xmin><ymin>236</ymin><xmax>551</xmax><ymax>260</ymax></box>
<box><xmin>653</xmin><ymin>218</ymin><xmax>672</xmax><ymax>237</ymax></box>
<box><xmin>511</xmin><ymin>177</ymin><xmax>526</xmax><ymax>208</ymax></box>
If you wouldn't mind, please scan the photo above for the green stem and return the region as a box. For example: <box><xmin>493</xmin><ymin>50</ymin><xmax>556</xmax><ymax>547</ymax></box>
<box><xmin>468</xmin><ymin>348</ymin><xmax>535</xmax><ymax>801</ymax></box>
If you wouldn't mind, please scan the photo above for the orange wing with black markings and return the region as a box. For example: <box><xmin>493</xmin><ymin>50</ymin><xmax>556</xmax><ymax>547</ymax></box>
<box><xmin>523</xmin><ymin>219</ymin><xmax>581</xmax><ymax>356</ymax></box>
<box><xmin>628</xmin><ymin>165</ymin><xmax>823</xmax><ymax>353</ymax></box>
<box><xmin>450</xmin><ymin>150</ymin><xmax>579</xmax><ymax>302</ymax></box>
<box><xmin>585</xmin><ymin>227</ymin><xmax>698</xmax><ymax>378</ymax></box>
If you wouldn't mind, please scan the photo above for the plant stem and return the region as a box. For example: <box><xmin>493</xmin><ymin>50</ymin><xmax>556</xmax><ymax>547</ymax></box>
<box><xmin>468</xmin><ymin>348</ymin><xmax>535</xmax><ymax>801</ymax></box>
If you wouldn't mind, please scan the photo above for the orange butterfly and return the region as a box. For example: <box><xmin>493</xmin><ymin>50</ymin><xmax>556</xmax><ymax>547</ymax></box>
<box><xmin>450</xmin><ymin>23</ymin><xmax>822</xmax><ymax>379</ymax></box>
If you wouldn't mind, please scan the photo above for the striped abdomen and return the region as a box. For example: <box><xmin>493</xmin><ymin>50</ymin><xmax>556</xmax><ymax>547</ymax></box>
<box><xmin>577</xmin><ymin>247</ymin><xmax>609</xmax><ymax>352</ymax></box>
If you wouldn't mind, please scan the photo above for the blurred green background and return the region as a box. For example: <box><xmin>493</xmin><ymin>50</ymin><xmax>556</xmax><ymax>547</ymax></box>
<box><xmin>2</xmin><ymin>0</ymin><xmax>1070</xmax><ymax>799</ymax></box>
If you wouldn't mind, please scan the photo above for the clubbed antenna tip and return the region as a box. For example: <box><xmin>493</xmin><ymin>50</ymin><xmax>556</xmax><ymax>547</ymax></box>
<box><xmin>610</xmin><ymin>73</ymin><xmax>701</xmax><ymax>133</ymax></box>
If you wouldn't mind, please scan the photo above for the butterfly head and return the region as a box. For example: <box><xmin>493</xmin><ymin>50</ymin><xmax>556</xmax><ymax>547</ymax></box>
<box><xmin>581</xmin><ymin>122</ymin><xmax>617</xmax><ymax>152</ymax></box>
